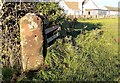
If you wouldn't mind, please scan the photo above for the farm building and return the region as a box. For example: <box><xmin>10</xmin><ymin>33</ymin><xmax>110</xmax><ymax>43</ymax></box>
<box><xmin>59</xmin><ymin>0</ymin><xmax>108</xmax><ymax>18</ymax></box>
<box><xmin>105</xmin><ymin>6</ymin><xmax>118</xmax><ymax>16</ymax></box>
<box><xmin>59</xmin><ymin>1</ymin><xmax>81</xmax><ymax>17</ymax></box>
<box><xmin>82</xmin><ymin>0</ymin><xmax>108</xmax><ymax>18</ymax></box>
<box><xmin>82</xmin><ymin>0</ymin><xmax>99</xmax><ymax>16</ymax></box>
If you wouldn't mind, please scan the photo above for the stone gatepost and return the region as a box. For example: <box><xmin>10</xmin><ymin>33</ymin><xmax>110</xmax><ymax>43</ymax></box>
<box><xmin>20</xmin><ymin>13</ymin><xmax>44</xmax><ymax>71</ymax></box>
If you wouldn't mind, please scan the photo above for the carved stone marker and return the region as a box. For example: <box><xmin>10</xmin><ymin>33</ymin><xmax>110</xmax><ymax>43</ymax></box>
<box><xmin>20</xmin><ymin>13</ymin><xmax>44</xmax><ymax>71</ymax></box>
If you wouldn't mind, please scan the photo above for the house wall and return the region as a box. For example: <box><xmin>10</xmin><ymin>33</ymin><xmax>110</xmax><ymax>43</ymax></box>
<box><xmin>85</xmin><ymin>10</ymin><xmax>98</xmax><ymax>16</ymax></box>
<box><xmin>84</xmin><ymin>10</ymin><xmax>109</xmax><ymax>16</ymax></box>
<box><xmin>59</xmin><ymin>1</ymin><xmax>81</xmax><ymax>16</ymax></box>
<box><xmin>67</xmin><ymin>9</ymin><xmax>74</xmax><ymax>15</ymax></box>
<box><xmin>67</xmin><ymin>9</ymin><xmax>81</xmax><ymax>16</ymax></box>
<box><xmin>109</xmin><ymin>11</ymin><xmax>118</xmax><ymax>16</ymax></box>
<box><xmin>84</xmin><ymin>10</ymin><xmax>109</xmax><ymax>18</ymax></box>
<box><xmin>98</xmin><ymin>10</ymin><xmax>107</xmax><ymax>16</ymax></box>
<box><xmin>82</xmin><ymin>0</ymin><xmax>98</xmax><ymax>16</ymax></box>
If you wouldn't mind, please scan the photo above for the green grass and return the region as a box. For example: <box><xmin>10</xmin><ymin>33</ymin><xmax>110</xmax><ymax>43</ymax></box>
<box><xmin>10</xmin><ymin>18</ymin><xmax>120</xmax><ymax>82</ymax></box>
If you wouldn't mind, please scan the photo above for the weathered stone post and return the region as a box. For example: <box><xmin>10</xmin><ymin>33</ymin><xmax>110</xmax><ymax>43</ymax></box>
<box><xmin>20</xmin><ymin>13</ymin><xmax>44</xmax><ymax>71</ymax></box>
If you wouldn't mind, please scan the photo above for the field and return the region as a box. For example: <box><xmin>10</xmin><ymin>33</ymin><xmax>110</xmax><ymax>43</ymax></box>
<box><xmin>3</xmin><ymin>18</ymin><xmax>119</xmax><ymax>82</ymax></box>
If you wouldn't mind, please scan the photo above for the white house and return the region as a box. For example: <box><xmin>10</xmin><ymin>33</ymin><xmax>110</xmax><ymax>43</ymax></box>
<box><xmin>82</xmin><ymin>0</ymin><xmax>108</xmax><ymax>18</ymax></box>
<box><xmin>82</xmin><ymin>0</ymin><xmax>99</xmax><ymax>16</ymax></box>
<box><xmin>59</xmin><ymin>0</ymin><xmax>82</xmax><ymax>17</ymax></box>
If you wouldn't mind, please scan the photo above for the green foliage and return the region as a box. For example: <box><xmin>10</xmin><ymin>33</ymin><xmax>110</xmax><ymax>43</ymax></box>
<box><xmin>36</xmin><ymin>2</ymin><xmax>65</xmax><ymax>25</ymax></box>
<box><xmin>2</xmin><ymin>67</ymin><xmax>17</xmax><ymax>82</ymax></box>
<box><xmin>15</xmin><ymin>18</ymin><xmax>119</xmax><ymax>81</ymax></box>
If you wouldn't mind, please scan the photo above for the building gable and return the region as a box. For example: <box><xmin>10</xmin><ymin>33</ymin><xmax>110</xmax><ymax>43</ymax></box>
<box><xmin>83</xmin><ymin>0</ymin><xmax>99</xmax><ymax>10</ymax></box>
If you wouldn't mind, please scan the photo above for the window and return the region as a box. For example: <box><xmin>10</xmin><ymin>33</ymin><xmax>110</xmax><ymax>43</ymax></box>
<box><xmin>88</xmin><ymin>11</ymin><xmax>90</xmax><ymax>15</ymax></box>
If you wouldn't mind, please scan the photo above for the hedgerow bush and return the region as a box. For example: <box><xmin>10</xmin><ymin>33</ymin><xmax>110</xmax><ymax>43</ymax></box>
<box><xmin>36</xmin><ymin>2</ymin><xmax>66</xmax><ymax>26</ymax></box>
<box><xmin>1</xmin><ymin>2</ymin><xmax>71</xmax><ymax>82</ymax></box>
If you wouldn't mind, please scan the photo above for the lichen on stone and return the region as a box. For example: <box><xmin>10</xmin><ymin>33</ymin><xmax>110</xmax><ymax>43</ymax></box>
<box><xmin>28</xmin><ymin>21</ymin><xmax>38</xmax><ymax>30</ymax></box>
